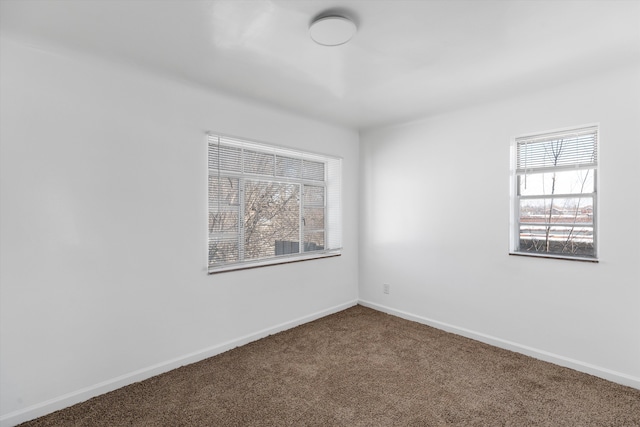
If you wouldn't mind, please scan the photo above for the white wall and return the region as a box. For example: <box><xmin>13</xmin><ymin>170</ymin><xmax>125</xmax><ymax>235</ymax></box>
<box><xmin>360</xmin><ymin>63</ymin><xmax>640</xmax><ymax>388</ymax></box>
<box><xmin>0</xmin><ymin>38</ymin><xmax>359</xmax><ymax>424</ymax></box>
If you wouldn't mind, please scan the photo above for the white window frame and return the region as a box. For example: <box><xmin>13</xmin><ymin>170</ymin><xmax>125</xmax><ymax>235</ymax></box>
<box><xmin>510</xmin><ymin>125</ymin><xmax>599</xmax><ymax>262</ymax></box>
<box><xmin>207</xmin><ymin>133</ymin><xmax>342</xmax><ymax>274</ymax></box>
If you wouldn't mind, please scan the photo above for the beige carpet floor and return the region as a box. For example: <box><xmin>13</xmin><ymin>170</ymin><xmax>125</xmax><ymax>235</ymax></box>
<box><xmin>20</xmin><ymin>305</ymin><xmax>640</xmax><ymax>426</ymax></box>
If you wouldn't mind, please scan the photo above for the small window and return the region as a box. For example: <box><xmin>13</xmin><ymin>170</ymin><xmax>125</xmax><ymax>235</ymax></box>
<box><xmin>510</xmin><ymin>125</ymin><xmax>598</xmax><ymax>261</ymax></box>
<box><xmin>207</xmin><ymin>134</ymin><xmax>342</xmax><ymax>273</ymax></box>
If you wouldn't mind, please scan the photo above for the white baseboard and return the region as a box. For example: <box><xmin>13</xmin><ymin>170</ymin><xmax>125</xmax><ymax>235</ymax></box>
<box><xmin>0</xmin><ymin>300</ymin><xmax>358</xmax><ymax>427</ymax></box>
<box><xmin>358</xmin><ymin>299</ymin><xmax>640</xmax><ymax>390</ymax></box>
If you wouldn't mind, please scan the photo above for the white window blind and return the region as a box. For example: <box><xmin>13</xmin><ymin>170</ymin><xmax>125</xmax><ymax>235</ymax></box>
<box><xmin>517</xmin><ymin>126</ymin><xmax>598</xmax><ymax>173</ymax></box>
<box><xmin>208</xmin><ymin>133</ymin><xmax>342</xmax><ymax>273</ymax></box>
<box><xmin>511</xmin><ymin>125</ymin><xmax>598</xmax><ymax>261</ymax></box>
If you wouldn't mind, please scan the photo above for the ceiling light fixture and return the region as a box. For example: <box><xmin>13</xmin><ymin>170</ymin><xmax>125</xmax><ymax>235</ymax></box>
<box><xmin>309</xmin><ymin>16</ymin><xmax>357</xmax><ymax>46</ymax></box>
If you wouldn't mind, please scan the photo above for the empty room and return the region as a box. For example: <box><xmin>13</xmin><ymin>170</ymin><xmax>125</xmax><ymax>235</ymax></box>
<box><xmin>1</xmin><ymin>0</ymin><xmax>639</xmax><ymax>425</ymax></box>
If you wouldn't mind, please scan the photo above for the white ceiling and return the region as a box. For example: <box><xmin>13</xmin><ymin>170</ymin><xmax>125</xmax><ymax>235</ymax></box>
<box><xmin>2</xmin><ymin>0</ymin><xmax>639</xmax><ymax>130</ymax></box>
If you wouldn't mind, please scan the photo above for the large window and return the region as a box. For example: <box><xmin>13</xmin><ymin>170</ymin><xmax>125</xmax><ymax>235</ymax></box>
<box><xmin>207</xmin><ymin>134</ymin><xmax>342</xmax><ymax>273</ymax></box>
<box><xmin>511</xmin><ymin>125</ymin><xmax>598</xmax><ymax>261</ymax></box>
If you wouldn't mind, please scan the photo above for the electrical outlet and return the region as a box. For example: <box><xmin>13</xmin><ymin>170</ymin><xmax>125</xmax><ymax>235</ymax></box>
<box><xmin>383</xmin><ymin>284</ymin><xmax>390</xmax><ymax>294</ymax></box>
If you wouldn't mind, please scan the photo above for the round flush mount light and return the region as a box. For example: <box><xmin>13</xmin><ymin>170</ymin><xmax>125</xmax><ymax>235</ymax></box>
<box><xmin>309</xmin><ymin>16</ymin><xmax>357</xmax><ymax>46</ymax></box>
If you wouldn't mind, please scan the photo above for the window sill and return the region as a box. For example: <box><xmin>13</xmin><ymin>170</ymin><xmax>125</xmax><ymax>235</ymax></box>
<box><xmin>208</xmin><ymin>251</ymin><xmax>342</xmax><ymax>274</ymax></box>
<box><xmin>509</xmin><ymin>252</ymin><xmax>598</xmax><ymax>263</ymax></box>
